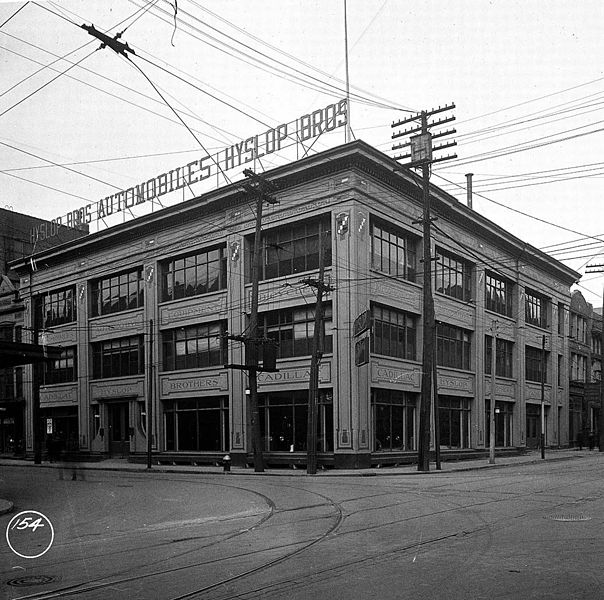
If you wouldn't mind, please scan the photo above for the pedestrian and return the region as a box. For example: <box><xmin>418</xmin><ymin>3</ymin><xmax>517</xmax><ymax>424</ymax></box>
<box><xmin>588</xmin><ymin>431</ymin><xmax>595</xmax><ymax>451</ymax></box>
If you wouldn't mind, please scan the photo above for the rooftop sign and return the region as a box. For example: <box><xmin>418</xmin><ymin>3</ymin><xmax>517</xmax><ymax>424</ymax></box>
<box><xmin>30</xmin><ymin>99</ymin><xmax>348</xmax><ymax>244</ymax></box>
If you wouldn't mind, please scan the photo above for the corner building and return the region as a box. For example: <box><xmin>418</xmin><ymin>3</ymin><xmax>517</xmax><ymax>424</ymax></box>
<box><xmin>11</xmin><ymin>141</ymin><xmax>580</xmax><ymax>468</ymax></box>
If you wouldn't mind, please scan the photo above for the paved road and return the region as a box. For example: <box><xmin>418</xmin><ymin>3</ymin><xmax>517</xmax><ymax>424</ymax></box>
<box><xmin>1</xmin><ymin>453</ymin><xmax>603</xmax><ymax>599</ymax></box>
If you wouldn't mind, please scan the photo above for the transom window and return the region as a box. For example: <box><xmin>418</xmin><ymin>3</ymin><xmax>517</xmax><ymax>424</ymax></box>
<box><xmin>436</xmin><ymin>323</ymin><xmax>471</xmax><ymax>370</ymax></box>
<box><xmin>525</xmin><ymin>290</ymin><xmax>549</xmax><ymax>329</ymax></box>
<box><xmin>435</xmin><ymin>247</ymin><xmax>472</xmax><ymax>301</ymax></box>
<box><xmin>261</xmin><ymin>215</ymin><xmax>331</xmax><ymax>280</ymax></box>
<box><xmin>371</xmin><ymin>304</ymin><xmax>416</xmax><ymax>360</ymax></box>
<box><xmin>44</xmin><ymin>347</ymin><xmax>77</xmax><ymax>385</ymax></box>
<box><xmin>162</xmin><ymin>321</ymin><xmax>227</xmax><ymax>371</ymax></box>
<box><xmin>35</xmin><ymin>286</ymin><xmax>76</xmax><ymax>328</ymax></box>
<box><xmin>260</xmin><ymin>305</ymin><xmax>332</xmax><ymax>358</ymax></box>
<box><xmin>370</xmin><ymin>218</ymin><xmax>417</xmax><ymax>282</ymax></box>
<box><xmin>485</xmin><ymin>272</ymin><xmax>513</xmax><ymax>317</ymax></box>
<box><xmin>91</xmin><ymin>268</ymin><xmax>143</xmax><ymax>317</ymax></box>
<box><xmin>92</xmin><ymin>336</ymin><xmax>144</xmax><ymax>379</ymax></box>
<box><xmin>162</xmin><ymin>245</ymin><xmax>227</xmax><ymax>302</ymax></box>
<box><xmin>485</xmin><ymin>336</ymin><xmax>514</xmax><ymax>378</ymax></box>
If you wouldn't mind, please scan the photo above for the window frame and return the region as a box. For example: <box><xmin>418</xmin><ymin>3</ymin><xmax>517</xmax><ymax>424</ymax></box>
<box><xmin>525</xmin><ymin>289</ymin><xmax>549</xmax><ymax>329</ymax></box>
<box><xmin>436</xmin><ymin>323</ymin><xmax>472</xmax><ymax>370</ymax></box>
<box><xmin>370</xmin><ymin>218</ymin><xmax>417</xmax><ymax>282</ymax></box>
<box><xmin>35</xmin><ymin>286</ymin><xmax>77</xmax><ymax>328</ymax></box>
<box><xmin>370</xmin><ymin>304</ymin><xmax>417</xmax><ymax>360</ymax></box>
<box><xmin>435</xmin><ymin>247</ymin><xmax>472</xmax><ymax>302</ymax></box>
<box><xmin>485</xmin><ymin>272</ymin><xmax>513</xmax><ymax>317</ymax></box>
<box><xmin>161</xmin><ymin>321</ymin><xmax>227</xmax><ymax>371</ymax></box>
<box><xmin>91</xmin><ymin>267</ymin><xmax>144</xmax><ymax>317</ymax></box>
<box><xmin>92</xmin><ymin>335</ymin><xmax>145</xmax><ymax>379</ymax></box>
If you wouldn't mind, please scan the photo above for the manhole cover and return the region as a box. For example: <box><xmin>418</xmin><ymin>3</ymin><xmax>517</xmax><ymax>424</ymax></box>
<box><xmin>6</xmin><ymin>575</ymin><xmax>58</xmax><ymax>587</ymax></box>
<box><xmin>548</xmin><ymin>514</ymin><xmax>592</xmax><ymax>522</ymax></box>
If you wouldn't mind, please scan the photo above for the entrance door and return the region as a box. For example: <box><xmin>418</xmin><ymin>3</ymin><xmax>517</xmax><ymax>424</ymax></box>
<box><xmin>526</xmin><ymin>404</ymin><xmax>544</xmax><ymax>449</ymax></box>
<box><xmin>108</xmin><ymin>403</ymin><xmax>129</xmax><ymax>457</ymax></box>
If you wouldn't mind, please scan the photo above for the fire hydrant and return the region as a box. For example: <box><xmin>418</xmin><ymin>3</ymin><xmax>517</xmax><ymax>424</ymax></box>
<box><xmin>222</xmin><ymin>454</ymin><xmax>231</xmax><ymax>472</ymax></box>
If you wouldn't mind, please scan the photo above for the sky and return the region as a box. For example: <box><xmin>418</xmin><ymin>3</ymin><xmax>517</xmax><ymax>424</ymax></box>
<box><xmin>1</xmin><ymin>0</ymin><xmax>604</xmax><ymax>305</ymax></box>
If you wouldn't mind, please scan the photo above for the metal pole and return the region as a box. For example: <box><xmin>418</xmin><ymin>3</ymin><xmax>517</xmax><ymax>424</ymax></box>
<box><xmin>600</xmin><ymin>288</ymin><xmax>604</xmax><ymax>452</ymax></box>
<box><xmin>433</xmin><ymin>338</ymin><xmax>440</xmax><ymax>470</ymax></box>
<box><xmin>418</xmin><ymin>111</ymin><xmax>434</xmax><ymax>472</ymax></box>
<box><xmin>489</xmin><ymin>321</ymin><xmax>497</xmax><ymax>464</ymax></box>
<box><xmin>146</xmin><ymin>318</ymin><xmax>153</xmax><ymax>469</ymax></box>
<box><xmin>541</xmin><ymin>334</ymin><xmax>546</xmax><ymax>459</ymax></box>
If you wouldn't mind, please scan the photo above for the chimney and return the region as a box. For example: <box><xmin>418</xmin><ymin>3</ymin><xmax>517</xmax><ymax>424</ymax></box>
<box><xmin>465</xmin><ymin>173</ymin><xmax>474</xmax><ymax>209</ymax></box>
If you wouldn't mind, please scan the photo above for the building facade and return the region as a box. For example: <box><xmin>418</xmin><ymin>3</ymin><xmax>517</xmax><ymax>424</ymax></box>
<box><xmin>10</xmin><ymin>142</ymin><xmax>580</xmax><ymax>467</ymax></box>
<box><xmin>0</xmin><ymin>208</ymin><xmax>87</xmax><ymax>455</ymax></box>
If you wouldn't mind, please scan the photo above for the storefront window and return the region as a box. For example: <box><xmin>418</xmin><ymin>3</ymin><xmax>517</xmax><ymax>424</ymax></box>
<box><xmin>438</xmin><ymin>396</ymin><xmax>471</xmax><ymax>448</ymax></box>
<box><xmin>372</xmin><ymin>389</ymin><xmax>416</xmax><ymax>451</ymax></box>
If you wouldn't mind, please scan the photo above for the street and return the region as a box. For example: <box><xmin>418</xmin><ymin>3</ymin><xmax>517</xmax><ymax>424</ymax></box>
<box><xmin>1</xmin><ymin>454</ymin><xmax>603</xmax><ymax>599</ymax></box>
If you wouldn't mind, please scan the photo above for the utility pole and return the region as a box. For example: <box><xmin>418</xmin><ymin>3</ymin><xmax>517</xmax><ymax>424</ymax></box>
<box><xmin>146</xmin><ymin>318</ymin><xmax>153</xmax><ymax>469</ymax></box>
<box><xmin>301</xmin><ymin>232</ymin><xmax>333</xmax><ymax>475</ymax></box>
<box><xmin>541</xmin><ymin>334</ymin><xmax>547</xmax><ymax>459</ymax></box>
<box><xmin>225</xmin><ymin>169</ymin><xmax>278</xmax><ymax>473</ymax></box>
<box><xmin>392</xmin><ymin>104</ymin><xmax>456</xmax><ymax>472</ymax></box>
<box><xmin>489</xmin><ymin>320</ymin><xmax>499</xmax><ymax>464</ymax></box>
<box><xmin>585</xmin><ymin>265</ymin><xmax>604</xmax><ymax>452</ymax></box>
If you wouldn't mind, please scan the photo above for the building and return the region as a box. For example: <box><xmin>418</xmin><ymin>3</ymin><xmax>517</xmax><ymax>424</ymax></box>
<box><xmin>0</xmin><ymin>208</ymin><xmax>87</xmax><ymax>455</ymax></box>
<box><xmin>568</xmin><ymin>290</ymin><xmax>602</xmax><ymax>447</ymax></box>
<box><xmin>9</xmin><ymin>141</ymin><xmax>580</xmax><ymax>467</ymax></box>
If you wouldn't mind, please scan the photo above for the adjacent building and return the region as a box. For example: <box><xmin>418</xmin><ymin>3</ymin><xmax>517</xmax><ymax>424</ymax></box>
<box><xmin>9</xmin><ymin>141</ymin><xmax>581</xmax><ymax>467</ymax></box>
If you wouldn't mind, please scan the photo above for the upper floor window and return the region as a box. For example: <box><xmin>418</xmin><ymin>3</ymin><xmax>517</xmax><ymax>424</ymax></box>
<box><xmin>44</xmin><ymin>347</ymin><xmax>77</xmax><ymax>385</ymax></box>
<box><xmin>570</xmin><ymin>313</ymin><xmax>587</xmax><ymax>343</ymax></box>
<box><xmin>261</xmin><ymin>215</ymin><xmax>331</xmax><ymax>280</ymax></box>
<box><xmin>161</xmin><ymin>321</ymin><xmax>227</xmax><ymax>371</ymax></box>
<box><xmin>370</xmin><ymin>218</ymin><xmax>417</xmax><ymax>282</ymax></box>
<box><xmin>592</xmin><ymin>333</ymin><xmax>602</xmax><ymax>355</ymax></box>
<box><xmin>35</xmin><ymin>286</ymin><xmax>76</xmax><ymax>328</ymax></box>
<box><xmin>485</xmin><ymin>336</ymin><xmax>514</xmax><ymax>378</ymax></box>
<box><xmin>435</xmin><ymin>247</ymin><xmax>472</xmax><ymax>301</ymax></box>
<box><xmin>525</xmin><ymin>289</ymin><xmax>549</xmax><ymax>329</ymax></box>
<box><xmin>485</xmin><ymin>272</ymin><xmax>513</xmax><ymax>317</ymax></box>
<box><xmin>525</xmin><ymin>345</ymin><xmax>547</xmax><ymax>383</ymax></box>
<box><xmin>259</xmin><ymin>305</ymin><xmax>332</xmax><ymax>358</ymax></box>
<box><xmin>371</xmin><ymin>304</ymin><xmax>416</xmax><ymax>360</ymax></box>
<box><xmin>162</xmin><ymin>245</ymin><xmax>227</xmax><ymax>302</ymax></box>
<box><xmin>91</xmin><ymin>268</ymin><xmax>144</xmax><ymax>317</ymax></box>
<box><xmin>92</xmin><ymin>335</ymin><xmax>144</xmax><ymax>379</ymax></box>
<box><xmin>557</xmin><ymin>303</ymin><xmax>566</xmax><ymax>336</ymax></box>
<box><xmin>436</xmin><ymin>323</ymin><xmax>471</xmax><ymax>370</ymax></box>
<box><xmin>571</xmin><ymin>352</ymin><xmax>587</xmax><ymax>382</ymax></box>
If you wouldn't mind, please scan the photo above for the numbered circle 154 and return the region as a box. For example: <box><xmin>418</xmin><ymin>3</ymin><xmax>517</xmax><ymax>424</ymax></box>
<box><xmin>6</xmin><ymin>511</ymin><xmax>55</xmax><ymax>559</ymax></box>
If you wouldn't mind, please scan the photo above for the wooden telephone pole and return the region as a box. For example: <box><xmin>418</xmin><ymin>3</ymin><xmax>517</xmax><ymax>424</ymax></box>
<box><xmin>225</xmin><ymin>169</ymin><xmax>278</xmax><ymax>472</ymax></box>
<box><xmin>392</xmin><ymin>104</ymin><xmax>456</xmax><ymax>472</ymax></box>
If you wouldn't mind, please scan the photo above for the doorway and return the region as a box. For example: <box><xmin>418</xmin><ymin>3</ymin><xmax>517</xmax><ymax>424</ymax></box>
<box><xmin>108</xmin><ymin>402</ymin><xmax>129</xmax><ymax>457</ymax></box>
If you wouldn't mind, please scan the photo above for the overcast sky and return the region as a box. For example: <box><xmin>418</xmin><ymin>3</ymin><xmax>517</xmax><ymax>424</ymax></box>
<box><xmin>1</xmin><ymin>0</ymin><xmax>604</xmax><ymax>304</ymax></box>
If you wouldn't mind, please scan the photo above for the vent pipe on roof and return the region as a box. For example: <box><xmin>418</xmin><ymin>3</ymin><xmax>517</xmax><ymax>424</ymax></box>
<box><xmin>465</xmin><ymin>173</ymin><xmax>474</xmax><ymax>209</ymax></box>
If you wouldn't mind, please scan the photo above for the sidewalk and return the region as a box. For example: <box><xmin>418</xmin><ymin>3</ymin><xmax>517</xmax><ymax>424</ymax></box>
<box><xmin>1</xmin><ymin>449</ymin><xmax>596</xmax><ymax>516</ymax></box>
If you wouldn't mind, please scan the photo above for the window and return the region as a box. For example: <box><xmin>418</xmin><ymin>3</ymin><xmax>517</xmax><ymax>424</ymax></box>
<box><xmin>592</xmin><ymin>359</ymin><xmax>601</xmax><ymax>383</ymax></box>
<box><xmin>0</xmin><ymin>369</ymin><xmax>14</xmax><ymax>399</ymax></box>
<box><xmin>162</xmin><ymin>321</ymin><xmax>227</xmax><ymax>371</ymax></box>
<box><xmin>436</xmin><ymin>323</ymin><xmax>471</xmax><ymax>370</ymax></box>
<box><xmin>164</xmin><ymin>397</ymin><xmax>229</xmax><ymax>452</ymax></box>
<box><xmin>91</xmin><ymin>267</ymin><xmax>144</xmax><ymax>317</ymax></box>
<box><xmin>44</xmin><ymin>347</ymin><xmax>77</xmax><ymax>384</ymax></box>
<box><xmin>558</xmin><ymin>354</ymin><xmax>564</xmax><ymax>387</ymax></box>
<box><xmin>258</xmin><ymin>390</ymin><xmax>333</xmax><ymax>452</ymax></box>
<box><xmin>485</xmin><ymin>401</ymin><xmax>513</xmax><ymax>447</ymax></box>
<box><xmin>435</xmin><ymin>247</ymin><xmax>472</xmax><ymax>301</ymax></box>
<box><xmin>525</xmin><ymin>345</ymin><xmax>547</xmax><ymax>383</ymax></box>
<box><xmin>262</xmin><ymin>216</ymin><xmax>331</xmax><ymax>280</ymax></box>
<box><xmin>570</xmin><ymin>313</ymin><xmax>587</xmax><ymax>343</ymax></box>
<box><xmin>558</xmin><ymin>303</ymin><xmax>566</xmax><ymax>336</ymax></box>
<box><xmin>485</xmin><ymin>272</ymin><xmax>513</xmax><ymax>317</ymax></box>
<box><xmin>92</xmin><ymin>336</ymin><xmax>144</xmax><ymax>379</ymax></box>
<box><xmin>260</xmin><ymin>305</ymin><xmax>332</xmax><ymax>358</ymax></box>
<box><xmin>372</xmin><ymin>389</ymin><xmax>416</xmax><ymax>451</ymax></box>
<box><xmin>162</xmin><ymin>245</ymin><xmax>227</xmax><ymax>301</ymax></box>
<box><xmin>438</xmin><ymin>396</ymin><xmax>471</xmax><ymax>448</ymax></box>
<box><xmin>571</xmin><ymin>353</ymin><xmax>587</xmax><ymax>382</ymax></box>
<box><xmin>371</xmin><ymin>304</ymin><xmax>416</xmax><ymax>360</ymax></box>
<box><xmin>370</xmin><ymin>218</ymin><xmax>417</xmax><ymax>281</ymax></box>
<box><xmin>35</xmin><ymin>286</ymin><xmax>76</xmax><ymax>328</ymax></box>
<box><xmin>525</xmin><ymin>290</ymin><xmax>548</xmax><ymax>329</ymax></box>
<box><xmin>485</xmin><ymin>336</ymin><xmax>514</xmax><ymax>378</ymax></box>
<box><xmin>592</xmin><ymin>333</ymin><xmax>601</xmax><ymax>355</ymax></box>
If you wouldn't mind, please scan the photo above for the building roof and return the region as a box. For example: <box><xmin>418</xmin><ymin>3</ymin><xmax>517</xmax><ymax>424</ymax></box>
<box><xmin>9</xmin><ymin>140</ymin><xmax>581</xmax><ymax>286</ymax></box>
